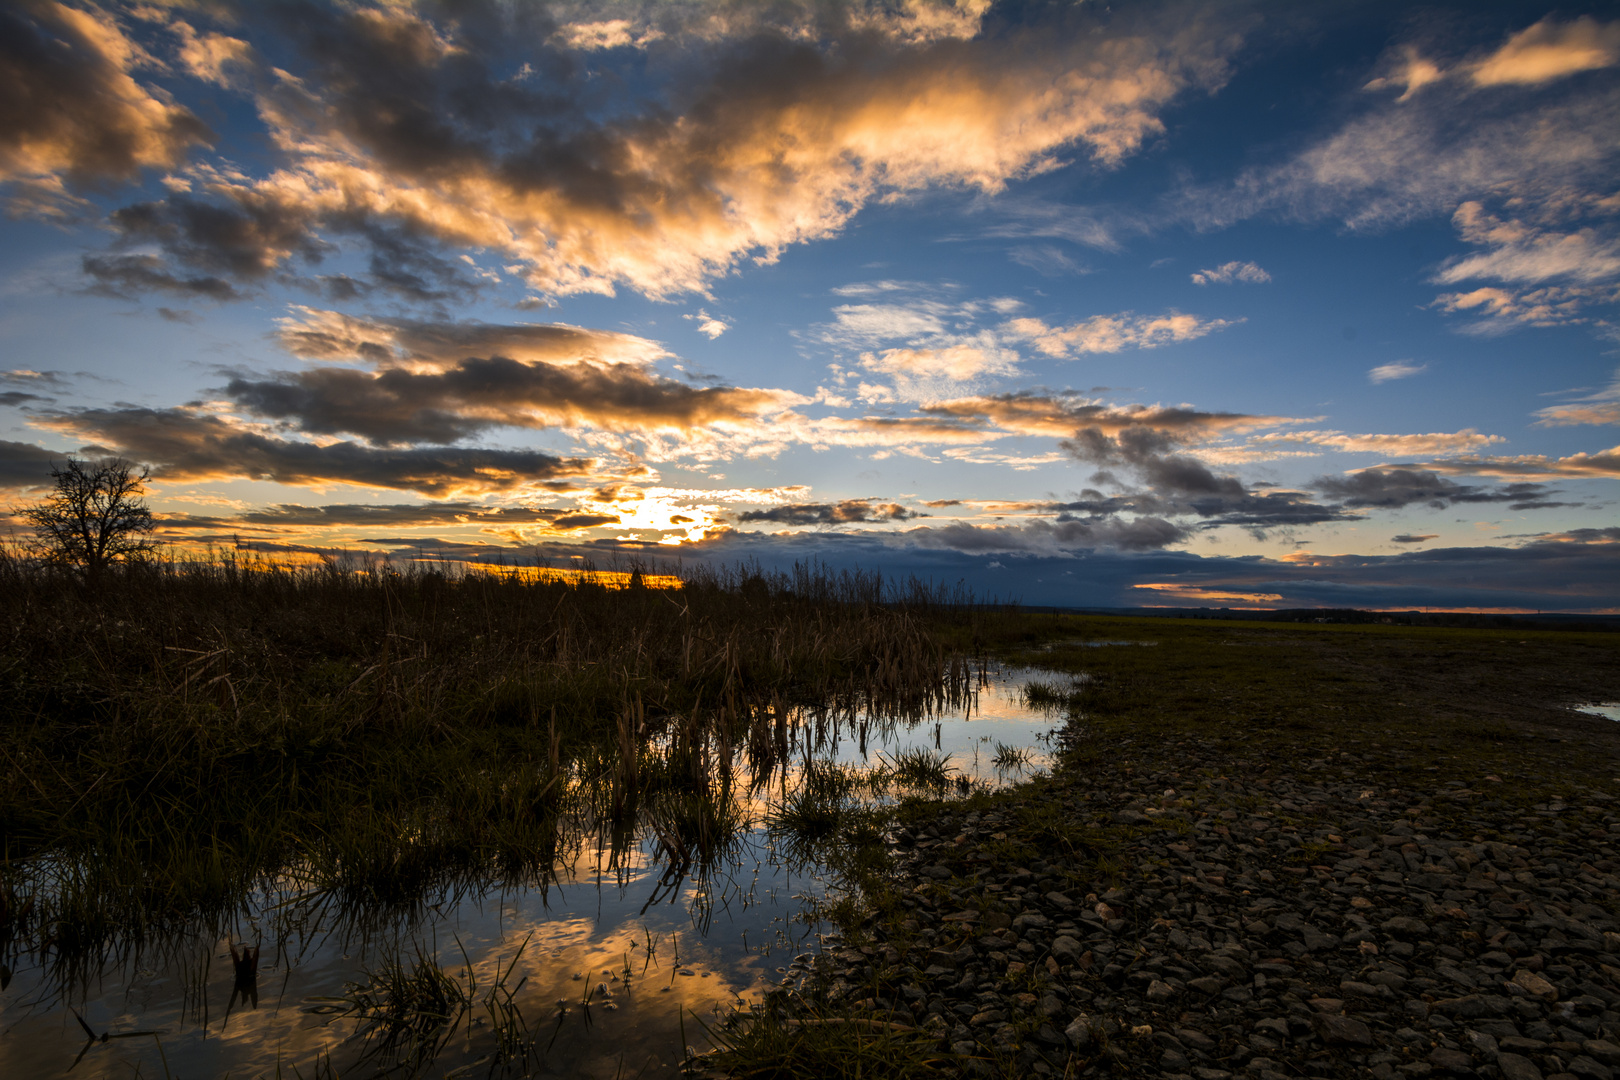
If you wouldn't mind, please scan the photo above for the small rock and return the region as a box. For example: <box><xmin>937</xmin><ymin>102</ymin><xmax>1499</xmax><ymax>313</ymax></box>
<box><xmin>1497</xmin><ymin>1054</ymin><xmax>1545</xmax><ymax>1080</ymax></box>
<box><xmin>1383</xmin><ymin>916</ymin><xmax>1432</xmax><ymax>939</ymax></box>
<box><xmin>1513</xmin><ymin>969</ymin><xmax>1559</xmax><ymax>1001</ymax></box>
<box><xmin>1147</xmin><ymin>979</ymin><xmax>1177</xmax><ymax>1003</ymax></box>
<box><xmin>1065</xmin><ymin>1014</ymin><xmax>1095</xmax><ymax>1050</ymax></box>
<box><xmin>1310</xmin><ymin>1013</ymin><xmax>1375</xmax><ymax>1047</ymax></box>
<box><xmin>1429</xmin><ymin>1047</ymin><xmax>1474</xmax><ymax>1070</ymax></box>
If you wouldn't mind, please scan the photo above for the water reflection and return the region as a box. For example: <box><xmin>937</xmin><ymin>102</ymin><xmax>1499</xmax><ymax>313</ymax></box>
<box><xmin>0</xmin><ymin>665</ymin><xmax>1069</xmax><ymax>1078</ymax></box>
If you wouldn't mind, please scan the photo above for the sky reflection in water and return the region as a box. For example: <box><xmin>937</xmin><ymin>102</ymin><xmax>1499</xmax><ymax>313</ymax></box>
<box><xmin>0</xmin><ymin>666</ymin><xmax>1069</xmax><ymax>1078</ymax></box>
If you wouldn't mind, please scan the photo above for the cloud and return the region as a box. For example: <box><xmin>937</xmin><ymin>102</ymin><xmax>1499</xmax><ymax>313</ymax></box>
<box><xmin>1391</xmin><ymin>534</ymin><xmax>1438</xmax><ymax>544</ymax></box>
<box><xmin>1368</xmin><ymin>361</ymin><xmax>1425</xmax><ymax>383</ymax></box>
<box><xmin>1535</xmin><ymin>369</ymin><xmax>1620</xmax><ymax>427</ymax></box>
<box><xmin>274</xmin><ymin>308</ymin><xmax>669</xmax><ymax>370</ymax></box>
<box><xmin>1178</xmin><ymin>16</ymin><xmax>1620</xmax><ymax>333</ymax></box>
<box><xmin>685</xmin><ymin>310</ymin><xmax>730</xmax><ymax>339</ymax></box>
<box><xmin>1434</xmin><ymin>201</ymin><xmax>1620</xmax><ymax>288</ymax></box>
<box><xmin>1001</xmin><ymin>311</ymin><xmax>1238</xmax><ymax>357</ymax></box>
<box><xmin>738</xmin><ymin>499</ymin><xmax>920</xmax><ymax>526</ymax></box>
<box><xmin>857</xmin><ymin>337</ymin><xmax>1021</xmax><ymax>399</ymax></box>
<box><xmin>1470</xmin><ymin>16</ymin><xmax>1620</xmax><ymax>87</ymax></box>
<box><xmin>224</xmin><ymin>355</ymin><xmax>805</xmax><ymax>452</ymax></box>
<box><xmin>81</xmin><ymin>252</ymin><xmax>243</xmax><ymax>301</ymax></box>
<box><xmin>86</xmin><ymin>2</ymin><xmax>1240</xmax><ymax>301</ymax></box>
<box><xmin>1189</xmin><ymin>260</ymin><xmax>1269</xmax><ymax>285</ymax></box>
<box><xmin>0</xmin><ymin>438</ymin><xmax>65</xmax><ymax>490</ymax></box>
<box><xmin>1009</xmin><ymin>244</ymin><xmax>1085</xmax><ymax>276</ymax></box>
<box><xmin>36</xmin><ymin>407</ymin><xmax>604</xmax><ymax>498</ymax></box>
<box><xmin>0</xmin><ymin>1</ymin><xmax>211</xmax><ymax>216</ymax></box>
<box><xmin>1057</xmin><ymin>415</ymin><xmax>1351</xmax><ymax>532</ymax></box>
<box><xmin>920</xmin><ymin>392</ymin><xmax>1282</xmax><ymax>440</ymax></box>
<box><xmin>1249</xmin><ymin>429</ymin><xmax>1500</xmax><ymax>456</ymax></box>
<box><xmin>1312</xmin><ymin>468</ymin><xmax>1561</xmax><ymax>510</ymax></box>
<box><xmin>824</xmin><ymin>302</ymin><xmax>950</xmax><ymax>345</ymax></box>
<box><xmin>1415</xmin><ymin>446</ymin><xmax>1620</xmax><ymax>481</ymax></box>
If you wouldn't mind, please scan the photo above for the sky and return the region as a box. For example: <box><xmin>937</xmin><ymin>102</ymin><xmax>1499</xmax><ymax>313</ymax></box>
<box><xmin>1</xmin><ymin>0</ymin><xmax>1617</xmax><ymax>612</ymax></box>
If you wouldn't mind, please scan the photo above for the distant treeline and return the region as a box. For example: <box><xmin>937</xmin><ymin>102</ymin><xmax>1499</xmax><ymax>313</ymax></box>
<box><xmin>1018</xmin><ymin>606</ymin><xmax>1620</xmax><ymax>632</ymax></box>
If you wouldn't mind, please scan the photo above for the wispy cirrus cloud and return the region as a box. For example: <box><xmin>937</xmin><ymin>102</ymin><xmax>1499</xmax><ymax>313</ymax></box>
<box><xmin>1190</xmin><ymin>260</ymin><xmax>1269</xmax><ymax>285</ymax></box>
<box><xmin>1535</xmin><ymin>368</ymin><xmax>1620</xmax><ymax>427</ymax></box>
<box><xmin>1368</xmin><ymin>361</ymin><xmax>1426</xmax><ymax>383</ymax></box>
<box><xmin>1248</xmin><ymin>429</ymin><xmax>1500</xmax><ymax>456</ymax></box>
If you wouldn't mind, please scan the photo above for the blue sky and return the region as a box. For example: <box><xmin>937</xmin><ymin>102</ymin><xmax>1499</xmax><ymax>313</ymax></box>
<box><xmin>1</xmin><ymin>0</ymin><xmax>1617</xmax><ymax>610</ymax></box>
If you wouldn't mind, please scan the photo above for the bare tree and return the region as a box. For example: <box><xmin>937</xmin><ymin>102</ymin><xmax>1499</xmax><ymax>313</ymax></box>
<box><xmin>23</xmin><ymin>457</ymin><xmax>158</xmax><ymax>577</ymax></box>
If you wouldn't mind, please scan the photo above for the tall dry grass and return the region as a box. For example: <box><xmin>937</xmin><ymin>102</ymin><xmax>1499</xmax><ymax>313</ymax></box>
<box><xmin>0</xmin><ymin>546</ymin><xmax>988</xmax><ymax>966</ymax></box>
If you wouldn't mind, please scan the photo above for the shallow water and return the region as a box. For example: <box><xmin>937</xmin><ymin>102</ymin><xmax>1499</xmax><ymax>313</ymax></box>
<box><xmin>0</xmin><ymin>666</ymin><xmax>1068</xmax><ymax>1078</ymax></box>
<box><xmin>1575</xmin><ymin>702</ymin><xmax>1620</xmax><ymax>722</ymax></box>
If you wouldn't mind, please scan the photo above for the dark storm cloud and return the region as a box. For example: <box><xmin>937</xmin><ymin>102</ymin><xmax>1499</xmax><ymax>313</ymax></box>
<box><xmin>0</xmin><ymin>438</ymin><xmax>64</xmax><ymax>489</ymax></box>
<box><xmin>1312</xmin><ymin>467</ymin><xmax>1560</xmax><ymax>509</ymax></box>
<box><xmin>0</xmin><ymin>1</ymin><xmax>211</xmax><ymax>215</ymax></box>
<box><xmin>104</xmin><ymin>194</ymin><xmax>326</xmax><ymax>285</ymax></box>
<box><xmin>738</xmin><ymin>500</ymin><xmax>921</xmax><ymax>526</ymax></box>
<box><xmin>82</xmin><ymin>253</ymin><xmax>244</xmax><ymax>301</ymax></box>
<box><xmin>1059</xmin><ymin>421</ymin><xmax>1351</xmax><ymax>531</ymax></box>
<box><xmin>40</xmin><ymin>407</ymin><xmax>599</xmax><ymax>497</ymax></box>
<box><xmin>1391</xmin><ymin>534</ymin><xmax>1438</xmax><ymax>544</ymax></box>
<box><xmin>224</xmin><ymin>357</ymin><xmax>796</xmax><ymax>446</ymax></box>
<box><xmin>908</xmin><ymin>516</ymin><xmax>1190</xmax><ymax>554</ymax></box>
<box><xmin>0</xmin><ymin>392</ymin><xmax>43</xmax><ymax>408</ymax></box>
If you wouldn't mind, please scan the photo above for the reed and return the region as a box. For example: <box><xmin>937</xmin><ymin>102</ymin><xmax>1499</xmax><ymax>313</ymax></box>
<box><xmin>0</xmin><ymin>546</ymin><xmax>985</xmax><ymax>970</ymax></box>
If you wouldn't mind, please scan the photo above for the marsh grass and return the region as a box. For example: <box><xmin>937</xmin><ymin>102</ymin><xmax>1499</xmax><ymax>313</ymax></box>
<box><xmin>692</xmin><ymin>1002</ymin><xmax>952</xmax><ymax>1080</ymax></box>
<box><xmin>0</xmin><ymin>548</ymin><xmax>987</xmax><ymax>976</ymax></box>
<box><xmin>319</xmin><ymin>933</ymin><xmax>538</xmax><ymax>1076</ymax></box>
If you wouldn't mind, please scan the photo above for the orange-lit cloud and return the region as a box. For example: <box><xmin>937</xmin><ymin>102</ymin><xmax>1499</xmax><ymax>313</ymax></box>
<box><xmin>1249</xmin><ymin>429</ymin><xmax>1503</xmax><ymax>456</ymax></box>
<box><xmin>1470</xmin><ymin>16</ymin><xmax>1620</xmax><ymax>87</ymax></box>
<box><xmin>275</xmin><ymin>308</ymin><xmax>670</xmax><ymax>371</ymax></box>
<box><xmin>0</xmin><ymin>1</ymin><xmax>211</xmax><ymax>217</ymax></box>
<box><xmin>34</xmin><ymin>407</ymin><xmax>609</xmax><ymax>498</ymax></box>
<box><xmin>88</xmin><ymin>2</ymin><xmax>1238</xmax><ymax>301</ymax></box>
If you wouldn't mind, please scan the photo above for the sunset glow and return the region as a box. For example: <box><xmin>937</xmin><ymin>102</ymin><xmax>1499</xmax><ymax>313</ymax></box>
<box><xmin>2</xmin><ymin>0</ymin><xmax>1616</xmax><ymax>609</ymax></box>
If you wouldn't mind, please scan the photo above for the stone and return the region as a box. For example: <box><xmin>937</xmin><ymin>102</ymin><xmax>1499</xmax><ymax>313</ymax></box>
<box><xmin>1569</xmin><ymin>1057</ymin><xmax>1615</xmax><ymax>1080</ymax></box>
<box><xmin>1065</xmin><ymin>1015</ymin><xmax>1095</xmax><ymax>1050</ymax></box>
<box><xmin>1497</xmin><ymin>1054</ymin><xmax>1545</xmax><ymax>1080</ymax></box>
<box><xmin>1050</xmin><ymin>936</ymin><xmax>1084</xmax><ymax>964</ymax></box>
<box><xmin>1586</xmin><ymin>1043</ymin><xmax>1620</xmax><ymax>1067</ymax></box>
<box><xmin>1147</xmin><ymin>979</ymin><xmax>1177</xmax><ymax>1002</ymax></box>
<box><xmin>1513</xmin><ymin>970</ymin><xmax>1559</xmax><ymax>1001</ymax></box>
<box><xmin>1310</xmin><ymin>1013</ymin><xmax>1375</xmax><ymax>1047</ymax></box>
<box><xmin>1428</xmin><ymin>1047</ymin><xmax>1474</xmax><ymax>1070</ymax></box>
<box><xmin>1384</xmin><ymin>916</ymin><xmax>1432</xmax><ymax>939</ymax></box>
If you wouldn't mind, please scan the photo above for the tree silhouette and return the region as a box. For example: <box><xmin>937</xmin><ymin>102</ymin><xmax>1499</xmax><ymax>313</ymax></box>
<box><xmin>23</xmin><ymin>457</ymin><xmax>158</xmax><ymax>577</ymax></box>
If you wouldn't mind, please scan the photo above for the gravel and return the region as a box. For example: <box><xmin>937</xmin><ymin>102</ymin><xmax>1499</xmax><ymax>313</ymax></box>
<box><xmin>778</xmin><ymin>733</ymin><xmax>1620</xmax><ymax>1079</ymax></box>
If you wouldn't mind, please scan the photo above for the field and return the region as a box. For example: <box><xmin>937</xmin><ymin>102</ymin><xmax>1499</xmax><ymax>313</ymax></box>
<box><xmin>0</xmin><ymin>553</ymin><xmax>1616</xmax><ymax>1078</ymax></box>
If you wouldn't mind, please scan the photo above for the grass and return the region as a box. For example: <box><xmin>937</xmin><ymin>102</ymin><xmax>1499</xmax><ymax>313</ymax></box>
<box><xmin>692</xmin><ymin>1002</ymin><xmax>952</xmax><ymax>1080</ymax></box>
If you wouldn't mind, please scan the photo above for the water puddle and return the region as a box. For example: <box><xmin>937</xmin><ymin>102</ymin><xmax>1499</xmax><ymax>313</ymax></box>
<box><xmin>1574</xmin><ymin>702</ymin><xmax>1620</xmax><ymax>722</ymax></box>
<box><xmin>0</xmin><ymin>666</ymin><xmax>1071</xmax><ymax>1078</ymax></box>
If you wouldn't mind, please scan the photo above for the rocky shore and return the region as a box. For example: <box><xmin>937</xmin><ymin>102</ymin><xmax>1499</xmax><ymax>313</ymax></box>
<box><xmin>786</xmin><ymin>732</ymin><xmax>1620</xmax><ymax>1080</ymax></box>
